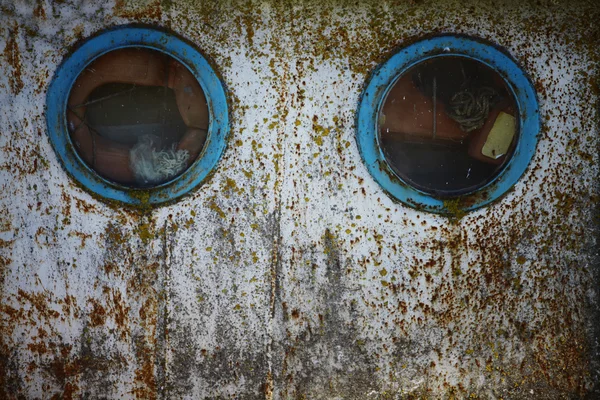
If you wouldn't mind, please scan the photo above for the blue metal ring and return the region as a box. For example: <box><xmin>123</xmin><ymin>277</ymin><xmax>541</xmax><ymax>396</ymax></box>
<box><xmin>46</xmin><ymin>26</ymin><xmax>229</xmax><ymax>206</ymax></box>
<box><xmin>356</xmin><ymin>35</ymin><xmax>540</xmax><ymax>214</ymax></box>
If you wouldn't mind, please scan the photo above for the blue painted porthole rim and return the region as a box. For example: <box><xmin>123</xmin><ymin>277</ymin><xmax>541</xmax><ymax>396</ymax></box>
<box><xmin>356</xmin><ymin>35</ymin><xmax>540</xmax><ymax>214</ymax></box>
<box><xmin>46</xmin><ymin>25</ymin><xmax>229</xmax><ymax>206</ymax></box>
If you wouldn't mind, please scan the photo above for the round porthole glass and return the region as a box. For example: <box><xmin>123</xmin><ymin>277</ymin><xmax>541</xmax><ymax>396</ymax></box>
<box><xmin>356</xmin><ymin>35</ymin><xmax>539</xmax><ymax>214</ymax></box>
<box><xmin>47</xmin><ymin>26</ymin><xmax>229</xmax><ymax>205</ymax></box>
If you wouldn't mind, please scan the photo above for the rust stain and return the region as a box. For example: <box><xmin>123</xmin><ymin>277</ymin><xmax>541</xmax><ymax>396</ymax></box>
<box><xmin>3</xmin><ymin>23</ymin><xmax>23</xmax><ymax>95</ymax></box>
<box><xmin>69</xmin><ymin>231</ymin><xmax>92</xmax><ymax>248</ymax></box>
<box><xmin>88</xmin><ymin>299</ymin><xmax>107</xmax><ymax>327</ymax></box>
<box><xmin>113</xmin><ymin>0</ymin><xmax>163</xmax><ymax>20</ymax></box>
<box><xmin>1</xmin><ymin>288</ymin><xmax>83</xmax><ymax>397</ymax></box>
<box><xmin>33</xmin><ymin>2</ymin><xmax>46</xmax><ymax>20</ymax></box>
<box><xmin>264</xmin><ymin>371</ymin><xmax>274</xmax><ymax>399</ymax></box>
<box><xmin>107</xmin><ymin>287</ymin><xmax>131</xmax><ymax>340</ymax></box>
<box><xmin>132</xmin><ymin>350</ymin><xmax>157</xmax><ymax>400</ymax></box>
<box><xmin>132</xmin><ymin>296</ymin><xmax>158</xmax><ymax>399</ymax></box>
<box><xmin>43</xmin><ymin>343</ymin><xmax>114</xmax><ymax>400</ymax></box>
<box><xmin>73</xmin><ymin>196</ymin><xmax>100</xmax><ymax>214</ymax></box>
<box><xmin>0</xmin><ymin>255</ymin><xmax>12</xmax><ymax>286</ymax></box>
<box><xmin>17</xmin><ymin>289</ymin><xmax>60</xmax><ymax>320</ymax></box>
<box><xmin>0</xmin><ymin>125</ymin><xmax>48</xmax><ymax>177</ymax></box>
<box><xmin>61</xmin><ymin>295</ymin><xmax>78</xmax><ymax>319</ymax></box>
<box><xmin>102</xmin><ymin>262</ymin><xmax>119</xmax><ymax>276</ymax></box>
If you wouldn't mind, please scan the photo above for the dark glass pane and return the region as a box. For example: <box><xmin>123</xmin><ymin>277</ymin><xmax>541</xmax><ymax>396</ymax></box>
<box><xmin>379</xmin><ymin>57</ymin><xmax>518</xmax><ymax>196</ymax></box>
<box><xmin>67</xmin><ymin>48</ymin><xmax>209</xmax><ymax>188</ymax></box>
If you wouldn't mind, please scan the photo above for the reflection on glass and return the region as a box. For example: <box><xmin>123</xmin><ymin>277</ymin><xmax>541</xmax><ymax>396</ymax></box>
<box><xmin>379</xmin><ymin>57</ymin><xmax>518</xmax><ymax>196</ymax></box>
<box><xmin>67</xmin><ymin>48</ymin><xmax>209</xmax><ymax>187</ymax></box>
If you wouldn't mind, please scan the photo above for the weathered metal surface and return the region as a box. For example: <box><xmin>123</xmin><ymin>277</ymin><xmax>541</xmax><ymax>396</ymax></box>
<box><xmin>0</xmin><ymin>0</ymin><xmax>598</xmax><ymax>399</ymax></box>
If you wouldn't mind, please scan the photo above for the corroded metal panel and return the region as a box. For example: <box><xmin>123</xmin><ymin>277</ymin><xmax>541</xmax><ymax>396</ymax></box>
<box><xmin>0</xmin><ymin>0</ymin><xmax>598</xmax><ymax>399</ymax></box>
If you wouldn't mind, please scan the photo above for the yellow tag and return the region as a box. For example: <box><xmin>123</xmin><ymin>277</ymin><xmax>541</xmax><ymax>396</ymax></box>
<box><xmin>482</xmin><ymin>112</ymin><xmax>516</xmax><ymax>159</ymax></box>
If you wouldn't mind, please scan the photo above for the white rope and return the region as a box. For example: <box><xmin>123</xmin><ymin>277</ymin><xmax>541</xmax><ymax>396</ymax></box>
<box><xmin>446</xmin><ymin>87</ymin><xmax>497</xmax><ymax>132</ymax></box>
<box><xmin>130</xmin><ymin>135</ymin><xmax>189</xmax><ymax>185</ymax></box>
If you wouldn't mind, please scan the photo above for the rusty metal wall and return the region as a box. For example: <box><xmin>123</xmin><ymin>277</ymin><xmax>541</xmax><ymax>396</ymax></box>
<box><xmin>0</xmin><ymin>0</ymin><xmax>599</xmax><ymax>398</ymax></box>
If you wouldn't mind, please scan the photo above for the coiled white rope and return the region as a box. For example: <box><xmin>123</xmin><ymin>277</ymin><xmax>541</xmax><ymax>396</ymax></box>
<box><xmin>446</xmin><ymin>87</ymin><xmax>497</xmax><ymax>132</ymax></box>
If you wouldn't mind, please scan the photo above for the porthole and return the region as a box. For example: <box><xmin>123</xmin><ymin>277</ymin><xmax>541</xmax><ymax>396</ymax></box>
<box><xmin>356</xmin><ymin>35</ymin><xmax>540</xmax><ymax>214</ymax></box>
<box><xmin>46</xmin><ymin>26</ymin><xmax>229</xmax><ymax>205</ymax></box>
